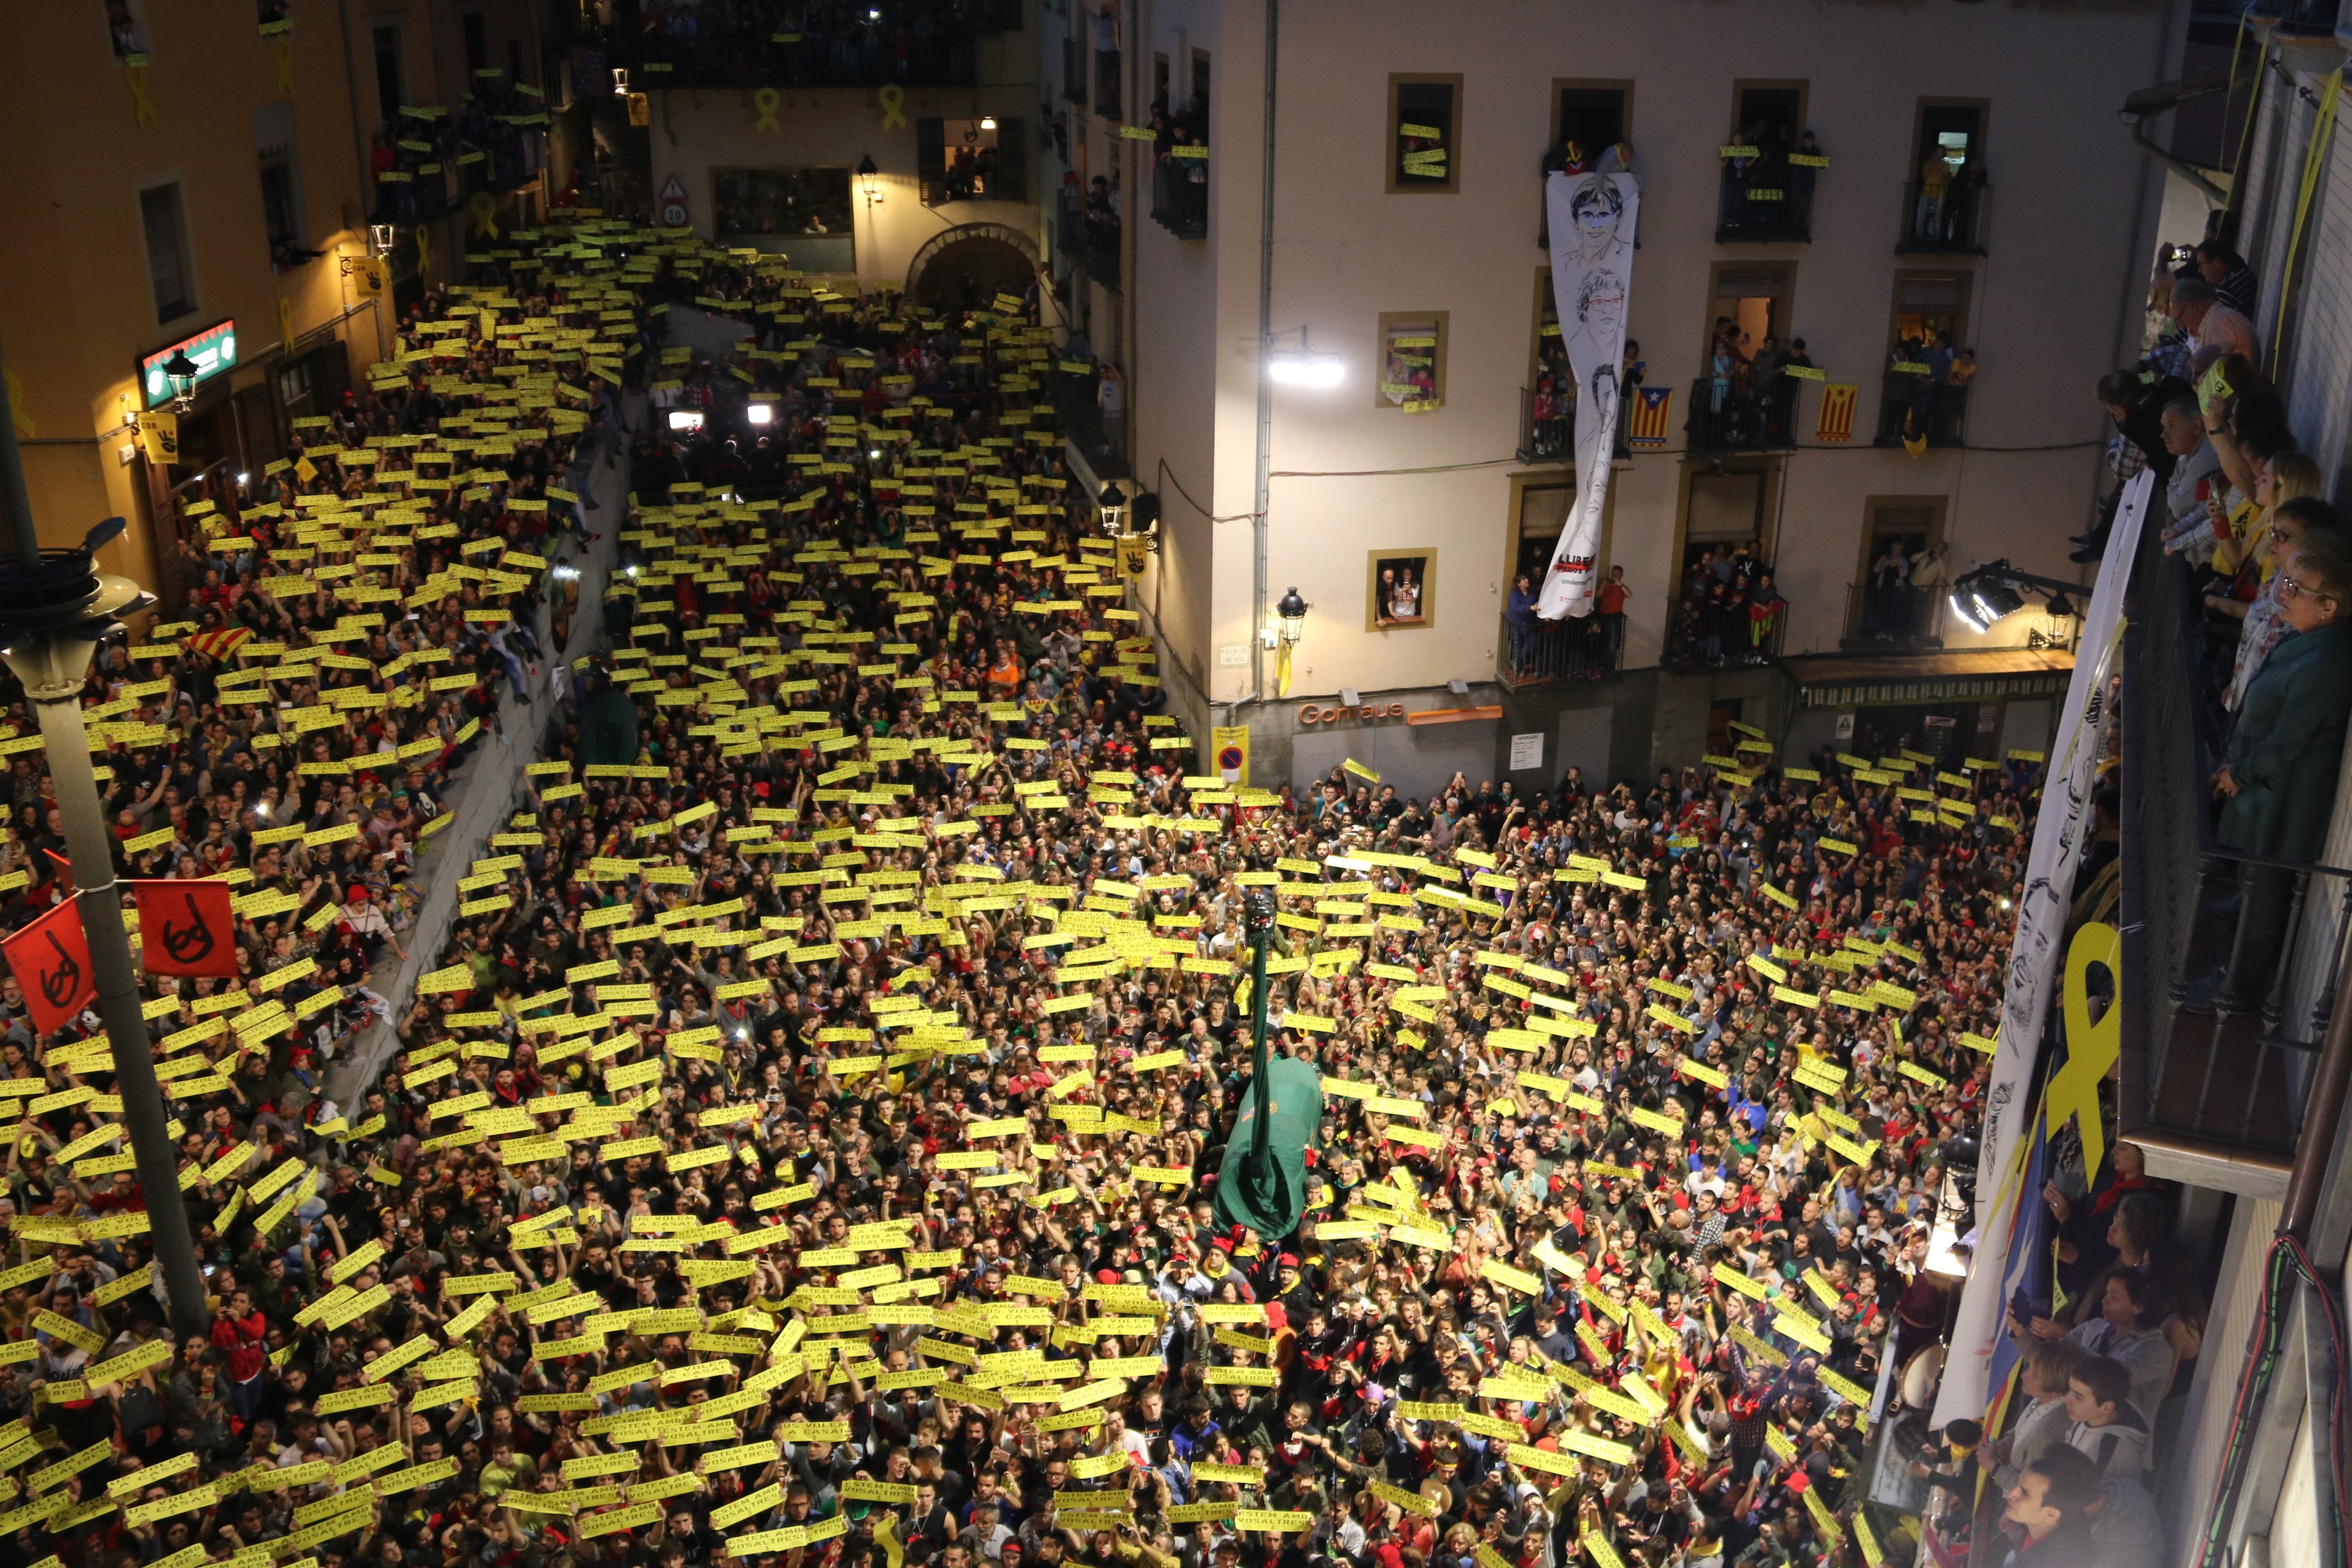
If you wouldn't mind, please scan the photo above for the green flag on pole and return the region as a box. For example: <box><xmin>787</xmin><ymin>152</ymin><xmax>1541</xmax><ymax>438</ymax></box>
<box><xmin>1212</xmin><ymin>890</ymin><xmax>1324</xmax><ymax>1239</ymax></box>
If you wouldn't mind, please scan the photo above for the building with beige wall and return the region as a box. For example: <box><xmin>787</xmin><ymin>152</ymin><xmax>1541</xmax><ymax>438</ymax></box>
<box><xmin>1037</xmin><ymin>0</ymin><xmax>2188</xmax><ymax>797</ymax></box>
<box><xmin>0</xmin><ymin>0</ymin><xmax>564</xmax><ymax>602</ymax></box>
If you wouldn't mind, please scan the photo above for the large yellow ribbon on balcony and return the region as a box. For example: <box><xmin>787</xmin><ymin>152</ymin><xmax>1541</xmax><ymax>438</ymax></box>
<box><xmin>469</xmin><ymin>190</ymin><xmax>500</xmax><ymax>240</ymax></box>
<box><xmin>274</xmin><ymin>36</ymin><xmax>297</xmax><ymax>99</ymax></box>
<box><xmin>123</xmin><ymin>61</ymin><xmax>156</xmax><ymax>127</ymax></box>
<box><xmin>413</xmin><ymin>221</ymin><xmax>432</xmax><ymax>277</ymax></box>
<box><xmin>2047</xmin><ymin>920</ymin><xmax>2121</xmax><ymax>1182</ymax></box>
<box><xmin>877</xmin><ymin>83</ymin><xmax>907</xmax><ymax>130</ymax></box>
<box><xmin>753</xmin><ymin>88</ymin><xmax>782</xmax><ymax>133</ymax></box>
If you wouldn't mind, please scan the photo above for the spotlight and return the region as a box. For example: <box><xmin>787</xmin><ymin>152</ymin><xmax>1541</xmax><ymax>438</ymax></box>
<box><xmin>1268</xmin><ymin>351</ymin><xmax>1344</xmax><ymax>388</ymax></box>
<box><xmin>746</xmin><ymin>404</ymin><xmax>774</xmax><ymax>425</ymax></box>
<box><xmin>668</xmin><ymin>410</ymin><xmax>705</xmax><ymax>432</ymax></box>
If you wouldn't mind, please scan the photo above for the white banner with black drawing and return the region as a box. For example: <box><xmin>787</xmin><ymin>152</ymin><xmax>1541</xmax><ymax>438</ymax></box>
<box><xmin>1929</xmin><ymin>467</ymin><xmax>2150</xmax><ymax>1429</ymax></box>
<box><xmin>1537</xmin><ymin>170</ymin><xmax>1640</xmax><ymax>620</ymax></box>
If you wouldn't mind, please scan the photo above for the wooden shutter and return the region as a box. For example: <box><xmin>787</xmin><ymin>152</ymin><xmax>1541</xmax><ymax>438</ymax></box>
<box><xmin>917</xmin><ymin>118</ymin><xmax>946</xmax><ymax>206</ymax></box>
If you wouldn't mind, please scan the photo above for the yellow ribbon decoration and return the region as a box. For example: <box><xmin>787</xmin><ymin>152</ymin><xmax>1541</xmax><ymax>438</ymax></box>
<box><xmin>877</xmin><ymin>83</ymin><xmax>907</xmax><ymax>130</ymax></box>
<box><xmin>4</xmin><ymin>369</ymin><xmax>32</xmax><ymax>441</ymax></box>
<box><xmin>469</xmin><ymin>190</ymin><xmax>500</xmax><ymax>239</ymax></box>
<box><xmin>274</xmin><ymin>36</ymin><xmax>296</xmax><ymax>99</ymax></box>
<box><xmin>278</xmin><ymin>296</ymin><xmax>296</xmax><ymax>356</ymax></box>
<box><xmin>413</xmin><ymin>221</ymin><xmax>432</xmax><ymax>277</ymax></box>
<box><xmin>754</xmin><ymin>87</ymin><xmax>782</xmax><ymax>133</ymax></box>
<box><xmin>123</xmin><ymin>62</ymin><xmax>156</xmax><ymax>127</ymax></box>
<box><xmin>1275</xmin><ymin>641</ymin><xmax>1294</xmax><ymax>699</ymax></box>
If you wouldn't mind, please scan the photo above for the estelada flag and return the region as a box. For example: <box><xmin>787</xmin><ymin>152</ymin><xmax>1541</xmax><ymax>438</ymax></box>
<box><xmin>1815</xmin><ymin>383</ymin><xmax>1858</xmax><ymax>443</ymax></box>
<box><xmin>1626</xmin><ymin>386</ymin><xmax>1673</xmax><ymax>449</ymax></box>
<box><xmin>2</xmin><ymin>897</ymin><xmax>96</xmax><ymax>1037</ymax></box>
<box><xmin>129</xmin><ymin>879</ymin><xmax>239</xmax><ymax>978</ymax></box>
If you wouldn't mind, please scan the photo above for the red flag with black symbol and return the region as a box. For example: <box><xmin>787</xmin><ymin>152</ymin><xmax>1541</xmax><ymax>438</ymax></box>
<box><xmin>2</xmin><ymin>898</ymin><xmax>96</xmax><ymax>1037</ymax></box>
<box><xmin>129</xmin><ymin>879</ymin><xmax>239</xmax><ymax>978</ymax></box>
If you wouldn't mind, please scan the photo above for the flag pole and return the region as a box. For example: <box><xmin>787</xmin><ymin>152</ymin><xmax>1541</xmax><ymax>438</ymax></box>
<box><xmin>1245</xmin><ymin>887</ymin><xmax>1275</xmax><ymax>1166</ymax></box>
<box><xmin>0</xmin><ymin>352</ymin><xmax>210</xmax><ymax>1340</ymax></box>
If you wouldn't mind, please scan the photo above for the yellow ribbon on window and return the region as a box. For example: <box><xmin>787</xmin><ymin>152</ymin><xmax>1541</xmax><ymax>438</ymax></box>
<box><xmin>754</xmin><ymin>87</ymin><xmax>782</xmax><ymax>133</ymax></box>
<box><xmin>275</xmin><ymin>36</ymin><xmax>297</xmax><ymax>99</ymax></box>
<box><xmin>123</xmin><ymin>61</ymin><xmax>156</xmax><ymax>127</ymax></box>
<box><xmin>413</xmin><ymin>221</ymin><xmax>432</xmax><ymax>277</ymax></box>
<box><xmin>469</xmin><ymin>189</ymin><xmax>500</xmax><ymax>240</ymax></box>
<box><xmin>877</xmin><ymin>83</ymin><xmax>907</xmax><ymax>130</ymax></box>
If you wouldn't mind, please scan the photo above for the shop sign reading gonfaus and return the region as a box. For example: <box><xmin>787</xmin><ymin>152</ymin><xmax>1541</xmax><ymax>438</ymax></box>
<box><xmin>1299</xmin><ymin>700</ymin><xmax>1406</xmax><ymax>726</ymax></box>
<box><xmin>139</xmin><ymin>320</ymin><xmax>237</xmax><ymax>409</ymax></box>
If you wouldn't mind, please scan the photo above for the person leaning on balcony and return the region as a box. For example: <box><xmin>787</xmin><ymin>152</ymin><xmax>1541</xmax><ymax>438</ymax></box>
<box><xmin>2209</xmin><ymin>453</ymin><xmax>2321</xmax><ymax>608</ymax></box>
<box><xmin>2187</xmin><ymin>535</ymin><xmax>2352</xmax><ymax>1015</ymax></box>
<box><xmin>2155</xmin><ymin>399</ymin><xmax>2225</xmax><ymax>558</ymax></box>
<box><xmin>1998</xmin><ymin>1446</ymin><xmax>2103</xmax><ymax>1568</ymax></box>
<box><xmin>2170</xmin><ymin>278</ymin><xmax>2259</xmax><ymax>378</ymax></box>
<box><xmin>2197</xmin><ymin>238</ymin><xmax>2260</xmax><ymax>318</ymax></box>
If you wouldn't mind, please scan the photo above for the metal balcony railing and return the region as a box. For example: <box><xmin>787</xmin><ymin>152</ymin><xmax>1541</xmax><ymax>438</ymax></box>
<box><xmin>1874</xmin><ymin>372</ymin><xmax>1969</xmax><ymax>449</ymax></box>
<box><xmin>633</xmin><ymin>4</ymin><xmax>983</xmax><ymax>89</ymax></box>
<box><xmin>1053</xmin><ymin>363</ymin><xmax>1130</xmax><ymax>480</ymax></box>
<box><xmin>1841</xmin><ymin>579</ymin><xmax>1948</xmax><ymax>651</ymax></box>
<box><xmin>1150</xmin><ymin>150</ymin><xmax>1207</xmax><ymax>239</ymax></box>
<box><xmin>1896</xmin><ymin>179</ymin><xmax>1990</xmax><ymax>254</ymax></box>
<box><xmin>1517</xmin><ymin>384</ymin><xmax>1634</xmax><ymax>465</ymax></box>
<box><xmin>2120</xmin><ymin>523</ymin><xmax>2345</xmax><ymax>1167</ymax></box>
<box><xmin>1714</xmin><ymin>157</ymin><xmax>1816</xmax><ymax>243</ymax></box>
<box><xmin>1663</xmin><ymin>589</ymin><xmax>1785</xmax><ymax>668</ymax></box>
<box><xmin>1498</xmin><ymin>607</ymin><xmax>1622</xmax><ymax>689</ymax></box>
<box><xmin>1684</xmin><ymin>375</ymin><xmax>1799</xmax><ymax>454</ymax></box>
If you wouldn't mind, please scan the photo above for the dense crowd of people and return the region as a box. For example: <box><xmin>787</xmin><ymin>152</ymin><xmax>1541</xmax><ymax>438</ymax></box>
<box><xmin>0</xmin><ymin>208</ymin><xmax>2105</xmax><ymax>1568</ymax></box>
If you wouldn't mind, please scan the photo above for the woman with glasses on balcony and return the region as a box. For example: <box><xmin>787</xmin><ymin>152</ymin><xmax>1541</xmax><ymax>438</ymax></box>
<box><xmin>2185</xmin><ymin>533</ymin><xmax>2352</xmax><ymax>1013</ymax></box>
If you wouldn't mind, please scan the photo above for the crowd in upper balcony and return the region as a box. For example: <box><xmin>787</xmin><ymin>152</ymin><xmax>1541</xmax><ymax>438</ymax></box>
<box><xmin>634</xmin><ymin>0</ymin><xmax>995</xmax><ymax>88</ymax></box>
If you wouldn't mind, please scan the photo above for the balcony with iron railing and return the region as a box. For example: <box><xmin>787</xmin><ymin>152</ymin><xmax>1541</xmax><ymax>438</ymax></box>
<box><xmin>1498</xmin><ymin>606</ymin><xmax>1624</xmax><ymax>689</ymax></box>
<box><xmin>1516</xmin><ymin>384</ymin><xmax>1634</xmax><ymax>466</ymax></box>
<box><xmin>1714</xmin><ymin>153</ymin><xmax>1820</xmax><ymax>243</ymax></box>
<box><xmin>1840</xmin><ymin>578</ymin><xmax>1947</xmax><ymax>652</ymax></box>
<box><xmin>1150</xmin><ymin>146</ymin><xmax>1207</xmax><ymax>239</ymax></box>
<box><xmin>2121</xmin><ymin>519</ymin><xmax>2342</xmax><ymax>1184</ymax></box>
<box><xmin>1896</xmin><ymin>179</ymin><xmax>1990</xmax><ymax>255</ymax></box>
<box><xmin>1685</xmin><ymin>375</ymin><xmax>1799</xmax><ymax>455</ymax></box>
<box><xmin>1874</xmin><ymin>371</ymin><xmax>1969</xmax><ymax>449</ymax></box>
<box><xmin>1053</xmin><ymin>361</ymin><xmax>1129</xmax><ymax>480</ymax></box>
<box><xmin>1663</xmin><ymin>588</ymin><xmax>1786</xmax><ymax>668</ymax></box>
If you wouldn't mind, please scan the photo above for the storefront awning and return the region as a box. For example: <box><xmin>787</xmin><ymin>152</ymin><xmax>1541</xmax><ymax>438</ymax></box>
<box><xmin>1782</xmin><ymin>649</ymin><xmax>2075</xmax><ymax>709</ymax></box>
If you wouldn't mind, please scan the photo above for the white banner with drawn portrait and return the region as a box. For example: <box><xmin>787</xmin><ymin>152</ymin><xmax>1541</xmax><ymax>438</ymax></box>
<box><xmin>1537</xmin><ymin>170</ymin><xmax>1640</xmax><ymax>620</ymax></box>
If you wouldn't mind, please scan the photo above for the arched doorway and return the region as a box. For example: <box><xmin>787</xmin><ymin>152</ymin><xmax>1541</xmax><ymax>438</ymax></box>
<box><xmin>906</xmin><ymin>222</ymin><xmax>1042</xmax><ymax>313</ymax></box>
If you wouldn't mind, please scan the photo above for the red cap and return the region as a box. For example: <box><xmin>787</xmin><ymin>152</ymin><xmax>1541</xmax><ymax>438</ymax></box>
<box><xmin>1095</xmin><ymin>1269</ymin><xmax>1120</xmax><ymax>1285</ymax></box>
<box><xmin>347</xmin><ymin>886</ymin><xmax>370</xmax><ymax>902</ymax></box>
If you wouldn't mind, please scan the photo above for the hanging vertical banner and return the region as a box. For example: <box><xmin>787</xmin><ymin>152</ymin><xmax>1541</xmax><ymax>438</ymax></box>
<box><xmin>1211</xmin><ymin>725</ymin><xmax>1250</xmax><ymax>786</ymax></box>
<box><xmin>1930</xmin><ymin>466</ymin><xmax>2152</xmax><ymax>1430</ymax></box>
<box><xmin>136</xmin><ymin>411</ymin><xmax>178</xmax><ymax>465</ymax></box>
<box><xmin>3</xmin><ymin>898</ymin><xmax>97</xmax><ymax>1037</ymax></box>
<box><xmin>1537</xmin><ymin>170</ymin><xmax>1640</xmax><ymax>620</ymax></box>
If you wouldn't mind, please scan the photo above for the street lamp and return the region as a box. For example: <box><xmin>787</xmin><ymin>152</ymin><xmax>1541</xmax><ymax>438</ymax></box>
<box><xmin>369</xmin><ymin>223</ymin><xmax>397</xmax><ymax>257</ymax></box>
<box><xmin>857</xmin><ymin>153</ymin><xmax>883</xmax><ymax>207</ymax></box>
<box><xmin>0</xmin><ymin>358</ymin><xmax>206</xmax><ymax>1339</ymax></box>
<box><xmin>159</xmin><ymin>349</ymin><xmax>199</xmax><ymax>413</ymax></box>
<box><xmin>1274</xmin><ymin>586</ymin><xmax>1309</xmax><ymax>648</ymax></box>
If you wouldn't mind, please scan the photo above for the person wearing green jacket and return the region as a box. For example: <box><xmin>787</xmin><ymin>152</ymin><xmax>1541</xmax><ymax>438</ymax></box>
<box><xmin>2191</xmin><ymin>536</ymin><xmax>2352</xmax><ymax>1013</ymax></box>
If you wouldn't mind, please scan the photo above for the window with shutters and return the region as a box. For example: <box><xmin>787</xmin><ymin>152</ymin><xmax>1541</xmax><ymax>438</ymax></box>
<box><xmin>139</xmin><ymin>179</ymin><xmax>197</xmax><ymax>328</ymax></box>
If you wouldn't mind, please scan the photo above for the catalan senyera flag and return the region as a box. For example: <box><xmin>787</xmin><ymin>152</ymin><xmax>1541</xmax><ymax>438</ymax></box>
<box><xmin>187</xmin><ymin>627</ymin><xmax>253</xmax><ymax>661</ymax></box>
<box><xmin>1626</xmin><ymin>386</ymin><xmax>1672</xmax><ymax>449</ymax></box>
<box><xmin>1815</xmin><ymin>383</ymin><xmax>1858</xmax><ymax>443</ymax></box>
